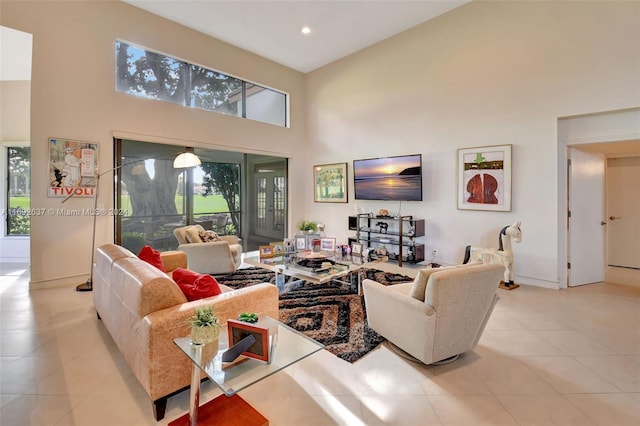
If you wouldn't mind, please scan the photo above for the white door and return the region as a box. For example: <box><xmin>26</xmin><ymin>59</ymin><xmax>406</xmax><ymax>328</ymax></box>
<box><xmin>606</xmin><ymin>157</ymin><xmax>640</xmax><ymax>269</ymax></box>
<box><xmin>568</xmin><ymin>147</ymin><xmax>606</xmax><ymax>286</ymax></box>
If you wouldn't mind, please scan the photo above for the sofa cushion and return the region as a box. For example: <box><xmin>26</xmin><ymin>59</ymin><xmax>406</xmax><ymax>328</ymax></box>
<box><xmin>198</xmin><ymin>229</ymin><xmax>221</xmax><ymax>243</ymax></box>
<box><xmin>172</xmin><ymin>268</ymin><xmax>222</xmax><ymax>301</ymax></box>
<box><xmin>138</xmin><ymin>245</ymin><xmax>165</xmax><ymax>272</ymax></box>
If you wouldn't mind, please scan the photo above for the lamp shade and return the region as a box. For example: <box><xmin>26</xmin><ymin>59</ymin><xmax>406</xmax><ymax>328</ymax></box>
<box><xmin>173</xmin><ymin>152</ymin><xmax>201</xmax><ymax>169</ymax></box>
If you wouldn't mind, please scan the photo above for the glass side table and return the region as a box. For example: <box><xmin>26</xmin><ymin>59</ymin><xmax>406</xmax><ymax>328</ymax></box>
<box><xmin>169</xmin><ymin>316</ymin><xmax>323</xmax><ymax>425</ymax></box>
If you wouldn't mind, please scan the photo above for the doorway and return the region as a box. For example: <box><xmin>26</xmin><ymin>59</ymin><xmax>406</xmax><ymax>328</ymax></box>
<box><xmin>245</xmin><ymin>156</ymin><xmax>287</xmax><ymax>251</ymax></box>
<box><xmin>560</xmin><ymin>108</ymin><xmax>640</xmax><ymax>288</ymax></box>
<box><xmin>606</xmin><ymin>156</ymin><xmax>640</xmax><ymax>270</ymax></box>
<box><xmin>566</xmin><ymin>140</ymin><xmax>640</xmax><ymax>287</ymax></box>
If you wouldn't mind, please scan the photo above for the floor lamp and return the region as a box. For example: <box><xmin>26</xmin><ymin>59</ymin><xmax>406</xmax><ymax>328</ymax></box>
<box><xmin>63</xmin><ymin>152</ymin><xmax>201</xmax><ymax>292</ymax></box>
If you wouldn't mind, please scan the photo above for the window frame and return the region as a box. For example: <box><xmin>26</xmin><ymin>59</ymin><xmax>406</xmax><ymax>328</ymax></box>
<box><xmin>115</xmin><ymin>40</ymin><xmax>289</xmax><ymax>128</ymax></box>
<box><xmin>3</xmin><ymin>142</ymin><xmax>31</xmax><ymax>237</ymax></box>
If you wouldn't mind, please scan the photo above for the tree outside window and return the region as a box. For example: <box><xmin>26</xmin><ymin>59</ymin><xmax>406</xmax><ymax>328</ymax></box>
<box><xmin>7</xmin><ymin>146</ymin><xmax>31</xmax><ymax>235</ymax></box>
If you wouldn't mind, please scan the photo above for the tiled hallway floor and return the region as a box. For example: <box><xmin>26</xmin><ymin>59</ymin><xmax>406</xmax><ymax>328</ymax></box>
<box><xmin>1</xmin><ymin>262</ymin><xmax>639</xmax><ymax>425</ymax></box>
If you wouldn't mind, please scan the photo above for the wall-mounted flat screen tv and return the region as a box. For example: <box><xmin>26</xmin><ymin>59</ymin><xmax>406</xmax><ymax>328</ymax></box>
<box><xmin>353</xmin><ymin>154</ymin><xmax>422</xmax><ymax>201</ymax></box>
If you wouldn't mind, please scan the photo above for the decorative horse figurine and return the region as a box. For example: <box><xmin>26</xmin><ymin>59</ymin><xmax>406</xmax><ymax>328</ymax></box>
<box><xmin>463</xmin><ymin>221</ymin><xmax>522</xmax><ymax>289</ymax></box>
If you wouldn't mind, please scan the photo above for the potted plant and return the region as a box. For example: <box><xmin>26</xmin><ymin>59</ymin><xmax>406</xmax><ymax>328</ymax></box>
<box><xmin>189</xmin><ymin>306</ymin><xmax>221</xmax><ymax>345</ymax></box>
<box><xmin>298</xmin><ymin>220</ymin><xmax>318</xmax><ymax>233</ymax></box>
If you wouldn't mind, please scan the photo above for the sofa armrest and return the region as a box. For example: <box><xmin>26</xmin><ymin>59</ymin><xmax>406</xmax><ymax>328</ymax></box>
<box><xmin>220</xmin><ymin>235</ymin><xmax>239</xmax><ymax>245</ymax></box>
<box><xmin>139</xmin><ymin>283</ymin><xmax>279</xmax><ymax>401</ymax></box>
<box><xmin>160</xmin><ymin>250</ymin><xmax>187</xmax><ymax>273</ymax></box>
<box><xmin>178</xmin><ymin>241</ymin><xmax>237</xmax><ymax>274</ymax></box>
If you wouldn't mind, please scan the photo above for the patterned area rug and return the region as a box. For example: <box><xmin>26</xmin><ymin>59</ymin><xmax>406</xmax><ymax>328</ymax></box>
<box><xmin>214</xmin><ymin>267</ymin><xmax>413</xmax><ymax>362</ymax></box>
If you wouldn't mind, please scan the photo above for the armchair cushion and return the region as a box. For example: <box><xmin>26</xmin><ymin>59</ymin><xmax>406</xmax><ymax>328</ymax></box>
<box><xmin>137</xmin><ymin>245</ymin><xmax>165</xmax><ymax>272</ymax></box>
<box><xmin>409</xmin><ymin>268</ymin><xmax>438</xmax><ymax>301</ymax></box>
<box><xmin>410</xmin><ymin>262</ymin><xmax>484</xmax><ymax>301</ymax></box>
<box><xmin>198</xmin><ymin>229</ymin><xmax>221</xmax><ymax>242</ymax></box>
<box><xmin>172</xmin><ymin>268</ymin><xmax>222</xmax><ymax>301</ymax></box>
<box><xmin>185</xmin><ymin>225</ymin><xmax>205</xmax><ymax>243</ymax></box>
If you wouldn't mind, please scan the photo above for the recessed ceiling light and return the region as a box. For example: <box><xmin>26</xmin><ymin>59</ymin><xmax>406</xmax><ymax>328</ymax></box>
<box><xmin>301</xmin><ymin>26</ymin><xmax>311</xmax><ymax>35</ymax></box>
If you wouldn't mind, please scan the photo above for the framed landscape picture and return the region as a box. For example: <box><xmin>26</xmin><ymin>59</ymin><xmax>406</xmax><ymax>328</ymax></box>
<box><xmin>314</xmin><ymin>162</ymin><xmax>348</xmax><ymax>203</ymax></box>
<box><xmin>457</xmin><ymin>144</ymin><xmax>512</xmax><ymax>212</ymax></box>
<box><xmin>320</xmin><ymin>238</ymin><xmax>336</xmax><ymax>252</ymax></box>
<box><xmin>270</xmin><ymin>241</ymin><xmax>285</xmax><ymax>256</ymax></box>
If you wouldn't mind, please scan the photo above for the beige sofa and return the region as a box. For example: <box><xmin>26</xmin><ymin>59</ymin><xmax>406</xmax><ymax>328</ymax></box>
<box><xmin>93</xmin><ymin>244</ymin><xmax>279</xmax><ymax>420</ymax></box>
<box><xmin>363</xmin><ymin>263</ymin><xmax>504</xmax><ymax>364</ymax></box>
<box><xmin>173</xmin><ymin>224</ymin><xmax>242</xmax><ymax>274</ymax></box>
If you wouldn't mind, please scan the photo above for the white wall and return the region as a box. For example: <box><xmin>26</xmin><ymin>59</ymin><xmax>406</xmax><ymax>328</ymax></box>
<box><xmin>305</xmin><ymin>1</ymin><xmax>640</xmax><ymax>288</ymax></box>
<box><xmin>2</xmin><ymin>1</ymin><xmax>638</xmax><ymax>288</ymax></box>
<box><xmin>1</xmin><ymin>1</ymin><xmax>306</xmax><ymax>286</ymax></box>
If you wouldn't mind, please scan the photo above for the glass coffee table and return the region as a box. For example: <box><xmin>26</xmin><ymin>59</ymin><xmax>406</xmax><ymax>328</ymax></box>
<box><xmin>243</xmin><ymin>251</ymin><xmax>387</xmax><ymax>295</ymax></box>
<box><xmin>170</xmin><ymin>316</ymin><xmax>323</xmax><ymax>426</ymax></box>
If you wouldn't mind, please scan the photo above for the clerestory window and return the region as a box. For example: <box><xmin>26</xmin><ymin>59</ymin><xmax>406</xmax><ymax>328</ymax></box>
<box><xmin>115</xmin><ymin>41</ymin><xmax>288</xmax><ymax>127</ymax></box>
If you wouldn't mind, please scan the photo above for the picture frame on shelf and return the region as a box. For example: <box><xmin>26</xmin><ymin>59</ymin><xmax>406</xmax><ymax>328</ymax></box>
<box><xmin>314</xmin><ymin>162</ymin><xmax>348</xmax><ymax>203</ymax></box>
<box><xmin>457</xmin><ymin>144</ymin><xmax>512</xmax><ymax>212</ymax></box>
<box><xmin>259</xmin><ymin>245</ymin><xmax>274</xmax><ymax>258</ymax></box>
<box><xmin>320</xmin><ymin>238</ymin><xmax>336</xmax><ymax>252</ymax></box>
<box><xmin>227</xmin><ymin>319</ymin><xmax>270</xmax><ymax>362</ymax></box>
<box><xmin>351</xmin><ymin>242</ymin><xmax>363</xmax><ymax>256</ymax></box>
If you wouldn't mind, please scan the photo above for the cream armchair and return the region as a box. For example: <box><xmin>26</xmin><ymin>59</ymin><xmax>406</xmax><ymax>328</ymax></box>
<box><xmin>363</xmin><ymin>263</ymin><xmax>504</xmax><ymax>364</ymax></box>
<box><xmin>173</xmin><ymin>224</ymin><xmax>242</xmax><ymax>274</ymax></box>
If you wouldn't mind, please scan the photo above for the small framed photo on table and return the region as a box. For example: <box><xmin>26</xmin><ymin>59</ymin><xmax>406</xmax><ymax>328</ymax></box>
<box><xmin>270</xmin><ymin>241</ymin><xmax>285</xmax><ymax>256</ymax></box>
<box><xmin>351</xmin><ymin>243</ymin><xmax>363</xmax><ymax>256</ymax></box>
<box><xmin>227</xmin><ymin>319</ymin><xmax>270</xmax><ymax>362</ymax></box>
<box><xmin>320</xmin><ymin>238</ymin><xmax>336</xmax><ymax>252</ymax></box>
<box><xmin>284</xmin><ymin>238</ymin><xmax>296</xmax><ymax>254</ymax></box>
<box><xmin>295</xmin><ymin>235</ymin><xmax>307</xmax><ymax>250</ymax></box>
<box><xmin>259</xmin><ymin>245</ymin><xmax>274</xmax><ymax>258</ymax></box>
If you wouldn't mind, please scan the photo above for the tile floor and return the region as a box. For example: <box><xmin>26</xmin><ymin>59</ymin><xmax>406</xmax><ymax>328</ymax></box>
<box><xmin>1</xmin><ymin>261</ymin><xmax>639</xmax><ymax>425</ymax></box>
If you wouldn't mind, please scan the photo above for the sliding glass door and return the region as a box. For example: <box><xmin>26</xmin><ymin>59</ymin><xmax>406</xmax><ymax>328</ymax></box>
<box><xmin>114</xmin><ymin>139</ymin><xmax>287</xmax><ymax>253</ymax></box>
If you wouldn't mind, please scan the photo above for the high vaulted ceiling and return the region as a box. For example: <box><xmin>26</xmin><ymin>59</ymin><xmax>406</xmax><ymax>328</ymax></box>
<box><xmin>123</xmin><ymin>0</ymin><xmax>470</xmax><ymax>73</ymax></box>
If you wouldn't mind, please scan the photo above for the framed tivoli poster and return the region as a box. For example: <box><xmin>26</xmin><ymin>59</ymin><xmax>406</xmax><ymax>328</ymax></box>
<box><xmin>48</xmin><ymin>138</ymin><xmax>99</xmax><ymax>198</ymax></box>
<box><xmin>457</xmin><ymin>144</ymin><xmax>512</xmax><ymax>211</ymax></box>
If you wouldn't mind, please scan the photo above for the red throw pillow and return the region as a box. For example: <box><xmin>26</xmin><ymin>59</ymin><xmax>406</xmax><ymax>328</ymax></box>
<box><xmin>172</xmin><ymin>268</ymin><xmax>200</xmax><ymax>283</ymax></box>
<box><xmin>137</xmin><ymin>245</ymin><xmax>165</xmax><ymax>272</ymax></box>
<box><xmin>172</xmin><ymin>268</ymin><xmax>222</xmax><ymax>301</ymax></box>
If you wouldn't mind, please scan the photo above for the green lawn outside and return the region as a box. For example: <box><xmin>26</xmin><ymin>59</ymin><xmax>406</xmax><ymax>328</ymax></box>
<box><xmin>120</xmin><ymin>194</ymin><xmax>230</xmax><ymax>216</ymax></box>
<box><xmin>8</xmin><ymin>196</ymin><xmax>30</xmax><ymax>209</ymax></box>
<box><xmin>9</xmin><ymin>194</ymin><xmax>230</xmax><ymax>216</ymax></box>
